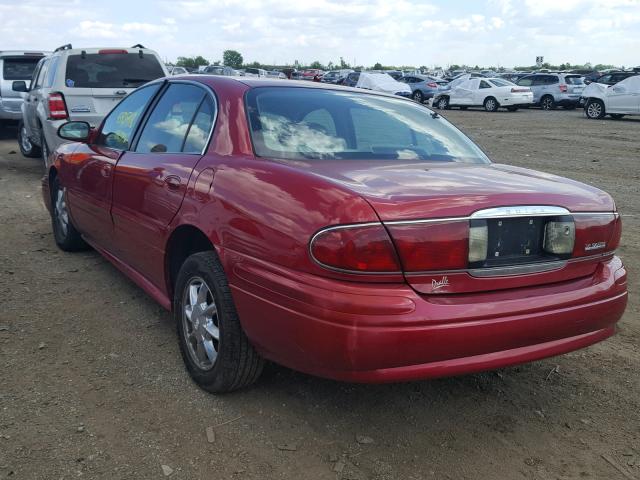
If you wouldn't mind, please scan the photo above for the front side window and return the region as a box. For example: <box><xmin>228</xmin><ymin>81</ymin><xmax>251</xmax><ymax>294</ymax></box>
<box><xmin>135</xmin><ymin>83</ymin><xmax>206</xmax><ymax>153</ymax></box>
<box><xmin>246</xmin><ymin>87</ymin><xmax>490</xmax><ymax>164</ymax></box>
<box><xmin>97</xmin><ymin>83</ymin><xmax>161</xmax><ymax>150</ymax></box>
<box><xmin>2</xmin><ymin>56</ymin><xmax>42</xmax><ymax>81</ymax></box>
<box><xmin>65</xmin><ymin>53</ymin><xmax>165</xmax><ymax>88</ymax></box>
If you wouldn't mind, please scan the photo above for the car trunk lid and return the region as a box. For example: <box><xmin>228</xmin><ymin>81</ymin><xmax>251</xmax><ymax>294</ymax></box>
<box><xmin>306</xmin><ymin>161</ymin><xmax>617</xmax><ymax>294</ymax></box>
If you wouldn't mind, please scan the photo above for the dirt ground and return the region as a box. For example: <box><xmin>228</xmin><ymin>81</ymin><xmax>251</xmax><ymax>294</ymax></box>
<box><xmin>0</xmin><ymin>108</ymin><xmax>638</xmax><ymax>480</ymax></box>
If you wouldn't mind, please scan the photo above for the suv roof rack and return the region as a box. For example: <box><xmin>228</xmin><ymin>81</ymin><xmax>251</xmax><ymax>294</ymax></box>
<box><xmin>54</xmin><ymin>44</ymin><xmax>73</xmax><ymax>52</ymax></box>
<box><xmin>131</xmin><ymin>44</ymin><xmax>145</xmax><ymax>49</ymax></box>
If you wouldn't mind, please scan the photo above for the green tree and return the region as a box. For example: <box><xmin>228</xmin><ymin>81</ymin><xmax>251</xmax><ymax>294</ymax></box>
<box><xmin>373</xmin><ymin>62</ymin><xmax>383</xmax><ymax>70</ymax></box>
<box><xmin>309</xmin><ymin>60</ymin><xmax>324</xmax><ymax>69</ymax></box>
<box><xmin>223</xmin><ymin>50</ymin><xmax>243</xmax><ymax>69</ymax></box>
<box><xmin>339</xmin><ymin>57</ymin><xmax>350</xmax><ymax>69</ymax></box>
<box><xmin>176</xmin><ymin>55</ymin><xmax>209</xmax><ymax>69</ymax></box>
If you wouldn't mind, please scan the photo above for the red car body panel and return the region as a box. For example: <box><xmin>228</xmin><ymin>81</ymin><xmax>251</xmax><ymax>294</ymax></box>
<box><xmin>43</xmin><ymin>76</ymin><xmax>628</xmax><ymax>383</ymax></box>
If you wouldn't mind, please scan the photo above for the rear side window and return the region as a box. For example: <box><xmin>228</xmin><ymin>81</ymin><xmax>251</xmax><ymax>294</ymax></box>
<box><xmin>65</xmin><ymin>53</ymin><xmax>165</xmax><ymax>88</ymax></box>
<box><xmin>564</xmin><ymin>75</ymin><xmax>584</xmax><ymax>85</ymax></box>
<box><xmin>479</xmin><ymin>80</ymin><xmax>491</xmax><ymax>89</ymax></box>
<box><xmin>2</xmin><ymin>57</ymin><xmax>42</xmax><ymax>80</ymax></box>
<box><xmin>183</xmin><ymin>96</ymin><xmax>216</xmax><ymax>153</ymax></box>
<box><xmin>135</xmin><ymin>83</ymin><xmax>206</xmax><ymax>154</ymax></box>
<box><xmin>544</xmin><ymin>76</ymin><xmax>559</xmax><ymax>85</ymax></box>
<box><xmin>517</xmin><ymin>76</ymin><xmax>533</xmax><ymax>86</ymax></box>
<box><xmin>44</xmin><ymin>57</ymin><xmax>60</xmax><ymax>88</ymax></box>
<box><xmin>98</xmin><ymin>83</ymin><xmax>161</xmax><ymax>150</ymax></box>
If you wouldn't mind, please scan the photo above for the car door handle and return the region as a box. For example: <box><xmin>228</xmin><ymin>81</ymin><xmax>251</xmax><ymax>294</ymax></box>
<box><xmin>164</xmin><ymin>175</ymin><xmax>181</xmax><ymax>190</ymax></box>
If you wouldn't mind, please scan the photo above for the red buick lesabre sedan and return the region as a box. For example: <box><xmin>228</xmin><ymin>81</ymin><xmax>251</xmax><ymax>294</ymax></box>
<box><xmin>43</xmin><ymin>76</ymin><xmax>628</xmax><ymax>392</ymax></box>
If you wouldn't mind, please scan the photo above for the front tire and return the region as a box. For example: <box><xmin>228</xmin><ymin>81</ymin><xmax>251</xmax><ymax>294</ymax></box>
<box><xmin>585</xmin><ymin>99</ymin><xmax>605</xmax><ymax>119</ymax></box>
<box><xmin>175</xmin><ymin>251</ymin><xmax>264</xmax><ymax>393</ymax></box>
<box><xmin>51</xmin><ymin>176</ymin><xmax>88</xmax><ymax>251</ymax></box>
<box><xmin>483</xmin><ymin>97</ymin><xmax>499</xmax><ymax>112</ymax></box>
<box><xmin>18</xmin><ymin>121</ymin><xmax>41</xmax><ymax>158</ymax></box>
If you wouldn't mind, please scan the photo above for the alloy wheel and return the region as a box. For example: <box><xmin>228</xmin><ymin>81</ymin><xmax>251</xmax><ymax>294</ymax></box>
<box><xmin>55</xmin><ymin>188</ymin><xmax>69</xmax><ymax>237</ymax></box>
<box><xmin>541</xmin><ymin>97</ymin><xmax>554</xmax><ymax>110</ymax></box>
<box><xmin>182</xmin><ymin>277</ymin><xmax>220</xmax><ymax>371</ymax></box>
<box><xmin>485</xmin><ymin>99</ymin><xmax>497</xmax><ymax>111</ymax></box>
<box><xmin>587</xmin><ymin>102</ymin><xmax>602</xmax><ymax>119</ymax></box>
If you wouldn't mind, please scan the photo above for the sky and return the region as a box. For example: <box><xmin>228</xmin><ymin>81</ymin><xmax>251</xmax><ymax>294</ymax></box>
<box><xmin>1</xmin><ymin>0</ymin><xmax>639</xmax><ymax>68</ymax></box>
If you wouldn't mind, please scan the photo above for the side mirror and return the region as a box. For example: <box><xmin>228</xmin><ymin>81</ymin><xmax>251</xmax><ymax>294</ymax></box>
<box><xmin>12</xmin><ymin>81</ymin><xmax>27</xmax><ymax>92</ymax></box>
<box><xmin>58</xmin><ymin>121</ymin><xmax>91</xmax><ymax>142</ymax></box>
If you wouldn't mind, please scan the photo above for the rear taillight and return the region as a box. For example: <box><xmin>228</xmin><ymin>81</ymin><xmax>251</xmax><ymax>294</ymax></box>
<box><xmin>386</xmin><ymin>221</ymin><xmax>468</xmax><ymax>272</ymax></box>
<box><xmin>573</xmin><ymin>214</ymin><xmax>621</xmax><ymax>257</ymax></box>
<box><xmin>47</xmin><ymin>93</ymin><xmax>68</xmax><ymax>120</ymax></box>
<box><xmin>310</xmin><ymin>224</ymin><xmax>400</xmax><ymax>272</ymax></box>
<box><xmin>427</xmin><ymin>82</ymin><xmax>438</xmax><ymax>88</ymax></box>
<box><xmin>559</xmin><ymin>84</ymin><xmax>568</xmax><ymax>92</ymax></box>
<box><xmin>511</xmin><ymin>87</ymin><xmax>530</xmax><ymax>93</ymax></box>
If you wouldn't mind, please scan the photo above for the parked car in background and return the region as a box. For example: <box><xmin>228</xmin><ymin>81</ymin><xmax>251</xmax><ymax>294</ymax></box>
<box><xmin>243</xmin><ymin>68</ymin><xmax>268</xmax><ymax>78</ymax></box>
<box><xmin>202</xmin><ymin>65</ymin><xmax>237</xmax><ymax>76</ymax></box>
<box><xmin>44</xmin><ymin>76</ymin><xmax>627</xmax><ymax>392</ymax></box>
<box><xmin>589</xmin><ymin>71</ymin><xmax>637</xmax><ymax>86</ymax></box>
<box><xmin>582</xmin><ymin>75</ymin><xmax>640</xmax><ymax>120</ymax></box>
<box><xmin>0</xmin><ymin>50</ymin><xmax>47</xmax><ymax>124</ymax></box>
<box><xmin>266</xmin><ymin>70</ymin><xmax>286</xmax><ymax>79</ymax></box>
<box><xmin>516</xmin><ymin>73</ymin><xmax>585</xmax><ymax>110</ymax></box>
<box><xmin>399</xmin><ymin>74</ymin><xmax>447</xmax><ymax>103</ymax></box>
<box><xmin>13</xmin><ymin>43</ymin><xmax>167</xmax><ymax>164</ymax></box>
<box><xmin>341</xmin><ymin>71</ymin><xmax>361</xmax><ymax>87</ymax></box>
<box><xmin>385</xmin><ymin>70</ymin><xmax>404</xmax><ymax>80</ymax></box>
<box><xmin>321</xmin><ymin>69</ymin><xmax>353</xmax><ymax>84</ymax></box>
<box><xmin>356</xmin><ymin>72</ymin><xmax>412</xmax><ymax>97</ymax></box>
<box><xmin>170</xmin><ymin>66</ymin><xmax>189</xmax><ymax>75</ymax></box>
<box><xmin>498</xmin><ymin>72</ymin><xmax>530</xmax><ymax>84</ymax></box>
<box><xmin>432</xmin><ymin>77</ymin><xmax>533</xmax><ymax>112</ymax></box>
<box><xmin>300</xmin><ymin>69</ymin><xmax>323</xmax><ymax>80</ymax></box>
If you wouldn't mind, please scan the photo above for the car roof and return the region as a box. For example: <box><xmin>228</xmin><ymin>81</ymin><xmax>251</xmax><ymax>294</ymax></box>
<box><xmin>170</xmin><ymin>75</ymin><xmax>416</xmax><ymax>100</ymax></box>
<box><xmin>0</xmin><ymin>50</ymin><xmax>48</xmax><ymax>58</ymax></box>
<box><xmin>51</xmin><ymin>47</ymin><xmax>159</xmax><ymax>56</ymax></box>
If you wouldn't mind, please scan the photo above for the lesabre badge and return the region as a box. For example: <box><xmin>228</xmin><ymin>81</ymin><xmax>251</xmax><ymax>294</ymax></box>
<box><xmin>432</xmin><ymin>276</ymin><xmax>450</xmax><ymax>291</ymax></box>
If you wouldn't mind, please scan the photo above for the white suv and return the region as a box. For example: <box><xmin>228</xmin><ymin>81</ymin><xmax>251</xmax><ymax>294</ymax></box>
<box><xmin>14</xmin><ymin>44</ymin><xmax>168</xmax><ymax>165</ymax></box>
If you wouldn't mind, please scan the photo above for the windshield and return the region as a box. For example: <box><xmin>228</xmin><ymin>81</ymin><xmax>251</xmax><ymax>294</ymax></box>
<box><xmin>65</xmin><ymin>53</ymin><xmax>165</xmax><ymax>88</ymax></box>
<box><xmin>2</xmin><ymin>57</ymin><xmax>42</xmax><ymax>80</ymax></box>
<box><xmin>245</xmin><ymin>87</ymin><xmax>490</xmax><ymax>163</ymax></box>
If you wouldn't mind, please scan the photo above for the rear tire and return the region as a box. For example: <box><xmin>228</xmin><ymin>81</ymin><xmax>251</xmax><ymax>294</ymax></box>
<box><xmin>412</xmin><ymin>90</ymin><xmax>424</xmax><ymax>103</ymax></box>
<box><xmin>51</xmin><ymin>176</ymin><xmax>88</xmax><ymax>252</ymax></box>
<box><xmin>436</xmin><ymin>96</ymin><xmax>449</xmax><ymax>110</ymax></box>
<box><xmin>175</xmin><ymin>251</ymin><xmax>264</xmax><ymax>393</ymax></box>
<box><xmin>483</xmin><ymin>97</ymin><xmax>499</xmax><ymax>112</ymax></box>
<box><xmin>540</xmin><ymin>95</ymin><xmax>556</xmax><ymax>110</ymax></box>
<box><xmin>585</xmin><ymin>99</ymin><xmax>605</xmax><ymax>119</ymax></box>
<box><xmin>18</xmin><ymin>121</ymin><xmax>41</xmax><ymax>158</ymax></box>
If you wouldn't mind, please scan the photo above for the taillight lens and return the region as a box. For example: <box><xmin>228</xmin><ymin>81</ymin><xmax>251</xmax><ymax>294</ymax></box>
<box><xmin>573</xmin><ymin>214</ymin><xmax>620</xmax><ymax>257</ymax></box>
<box><xmin>511</xmin><ymin>87</ymin><xmax>530</xmax><ymax>93</ymax></box>
<box><xmin>48</xmin><ymin>93</ymin><xmax>68</xmax><ymax>120</ymax></box>
<box><xmin>543</xmin><ymin>220</ymin><xmax>575</xmax><ymax>255</ymax></box>
<box><xmin>427</xmin><ymin>82</ymin><xmax>438</xmax><ymax>88</ymax></box>
<box><xmin>559</xmin><ymin>84</ymin><xmax>568</xmax><ymax>92</ymax></box>
<box><xmin>387</xmin><ymin>221</ymin><xmax>468</xmax><ymax>272</ymax></box>
<box><xmin>310</xmin><ymin>224</ymin><xmax>400</xmax><ymax>272</ymax></box>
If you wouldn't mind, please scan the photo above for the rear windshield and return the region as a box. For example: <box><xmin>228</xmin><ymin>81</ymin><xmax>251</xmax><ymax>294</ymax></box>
<box><xmin>65</xmin><ymin>53</ymin><xmax>165</xmax><ymax>88</ymax></box>
<box><xmin>564</xmin><ymin>75</ymin><xmax>584</xmax><ymax>85</ymax></box>
<box><xmin>2</xmin><ymin>57</ymin><xmax>42</xmax><ymax>80</ymax></box>
<box><xmin>246</xmin><ymin>87</ymin><xmax>490</xmax><ymax>163</ymax></box>
<box><xmin>489</xmin><ymin>79</ymin><xmax>512</xmax><ymax>87</ymax></box>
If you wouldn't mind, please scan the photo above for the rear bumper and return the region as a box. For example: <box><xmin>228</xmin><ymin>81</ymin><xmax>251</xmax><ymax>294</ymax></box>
<box><xmin>225</xmin><ymin>252</ymin><xmax>628</xmax><ymax>383</ymax></box>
